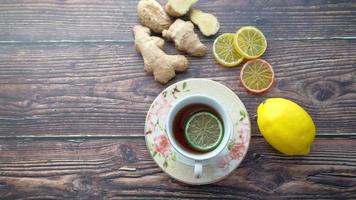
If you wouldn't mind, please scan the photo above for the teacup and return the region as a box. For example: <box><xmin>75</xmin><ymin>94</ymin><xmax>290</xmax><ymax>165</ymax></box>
<box><xmin>166</xmin><ymin>94</ymin><xmax>233</xmax><ymax>178</ymax></box>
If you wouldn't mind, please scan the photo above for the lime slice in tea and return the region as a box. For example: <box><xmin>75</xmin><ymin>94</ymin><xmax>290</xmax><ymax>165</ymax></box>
<box><xmin>184</xmin><ymin>112</ymin><xmax>224</xmax><ymax>152</ymax></box>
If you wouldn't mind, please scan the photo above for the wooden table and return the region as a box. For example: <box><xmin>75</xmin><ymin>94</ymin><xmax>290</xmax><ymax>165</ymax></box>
<box><xmin>0</xmin><ymin>0</ymin><xmax>355</xmax><ymax>199</ymax></box>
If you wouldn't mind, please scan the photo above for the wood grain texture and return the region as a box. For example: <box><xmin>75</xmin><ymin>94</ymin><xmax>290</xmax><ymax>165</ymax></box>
<box><xmin>0</xmin><ymin>137</ymin><xmax>355</xmax><ymax>199</ymax></box>
<box><xmin>0</xmin><ymin>0</ymin><xmax>355</xmax><ymax>42</ymax></box>
<box><xmin>0</xmin><ymin>0</ymin><xmax>355</xmax><ymax>198</ymax></box>
<box><xmin>0</xmin><ymin>39</ymin><xmax>355</xmax><ymax>137</ymax></box>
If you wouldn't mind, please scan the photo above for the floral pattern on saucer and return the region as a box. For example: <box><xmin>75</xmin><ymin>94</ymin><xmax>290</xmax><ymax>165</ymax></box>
<box><xmin>214</xmin><ymin>114</ymin><xmax>249</xmax><ymax>176</ymax></box>
<box><xmin>147</xmin><ymin>134</ymin><xmax>176</xmax><ymax>169</ymax></box>
<box><xmin>145</xmin><ymin>79</ymin><xmax>251</xmax><ymax>184</ymax></box>
<box><xmin>145</xmin><ymin>81</ymin><xmax>189</xmax><ymax>169</ymax></box>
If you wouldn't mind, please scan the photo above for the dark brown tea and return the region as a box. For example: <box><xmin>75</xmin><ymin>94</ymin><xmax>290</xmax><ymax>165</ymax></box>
<box><xmin>172</xmin><ymin>103</ymin><xmax>223</xmax><ymax>154</ymax></box>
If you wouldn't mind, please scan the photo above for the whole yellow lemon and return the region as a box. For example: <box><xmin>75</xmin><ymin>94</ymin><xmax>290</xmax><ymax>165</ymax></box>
<box><xmin>257</xmin><ymin>98</ymin><xmax>316</xmax><ymax>155</ymax></box>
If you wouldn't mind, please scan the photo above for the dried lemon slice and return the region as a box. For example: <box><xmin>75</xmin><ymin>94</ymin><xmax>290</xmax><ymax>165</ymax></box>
<box><xmin>234</xmin><ymin>26</ymin><xmax>267</xmax><ymax>59</ymax></box>
<box><xmin>213</xmin><ymin>33</ymin><xmax>243</xmax><ymax>67</ymax></box>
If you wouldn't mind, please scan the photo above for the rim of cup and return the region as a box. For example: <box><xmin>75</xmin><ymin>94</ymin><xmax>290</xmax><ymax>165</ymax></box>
<box><xmin>166</xmin><ymin>94</ymin><xmax>233</xmax><ymax>162</ymax></box>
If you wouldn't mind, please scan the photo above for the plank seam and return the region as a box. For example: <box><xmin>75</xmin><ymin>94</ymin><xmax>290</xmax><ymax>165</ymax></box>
<box><xmin>0</xmin><ymin>36</ymin><xmax>355</xmax><ymax>44</ymax></box>
<box><xmin>0</xmin><ymin>134</ymin><xmax>355</xmax><ymax>140</ymax></box>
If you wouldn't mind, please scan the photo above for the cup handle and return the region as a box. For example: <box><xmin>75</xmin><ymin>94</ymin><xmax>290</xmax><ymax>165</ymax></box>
<box><xmin>194</xmin><ymin>161</ymin><xmax>203</xmax><ymax>179</ymax></box>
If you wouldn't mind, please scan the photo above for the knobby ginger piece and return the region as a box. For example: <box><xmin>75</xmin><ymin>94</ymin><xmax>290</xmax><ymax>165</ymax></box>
<box><xmin>162</xmin><ymin>19</ymin><xmax>207</xmax><ymax>56</ymax></box>
<box><xmin>133</xmin><ymin>25</ymin><xmax>188</xmax><ymax>84</ymax></box>
<box><xmin>165</xmin><ymin>0</ymin><xmax>198</xmax><ymax>17</ymax></box>
<box><xmin>190</xmin><ymin>9</ymin><xmax>220</xmax><ymax>37</ymax></box>
<box><xmin>137</xmin><ymin>0</ymin><xmax>172</xmax><ymax>33</ymax></box>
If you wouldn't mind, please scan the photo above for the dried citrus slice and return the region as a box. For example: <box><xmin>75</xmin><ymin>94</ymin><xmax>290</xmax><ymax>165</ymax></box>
<box><xmin>184</xmin><ymin>112</ymin><xmax>223</xmax><ymax>152</ymax></box>
<box><xmin>234</xmin><ymin>26</ymin><xmax>267</xmax><ymax>59</ymax></box>
<box><xmin>213</xmin><ymin>33</ymin><xmax>243</xmax><ymax>67</ymax></box>
<box><xmin>240</xmin><ymin>59</ymin><xmax>274</xmax><ymax>93</ymax></box>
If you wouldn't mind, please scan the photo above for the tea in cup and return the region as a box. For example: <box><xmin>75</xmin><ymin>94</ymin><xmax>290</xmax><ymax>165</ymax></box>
<box><xmin>166</xmin><ymin>94</ymin><xmax>233</xmax><ymax>178</ymax></box>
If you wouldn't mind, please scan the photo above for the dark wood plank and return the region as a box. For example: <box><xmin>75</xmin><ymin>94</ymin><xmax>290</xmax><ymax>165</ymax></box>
<box><xmin>0</xmin><ymin>137</ymin><xmax>355</xmax><ymax>199</ymax></box>
<box><xmin>0</xmin><ymin>0</ymin><xmax>355</xmax><ymax>42</ymax></box>
<box><xmin>0</xmin><ymin>39</ymin><xmax>355</xmax><ymax>137</ymax></box>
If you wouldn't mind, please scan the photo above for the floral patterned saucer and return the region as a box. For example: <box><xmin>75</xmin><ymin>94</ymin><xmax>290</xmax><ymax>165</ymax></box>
<box><xmin>144</xmin><ymin>79</ymin><xmax>251</xmax><ymax>185</ymax></box>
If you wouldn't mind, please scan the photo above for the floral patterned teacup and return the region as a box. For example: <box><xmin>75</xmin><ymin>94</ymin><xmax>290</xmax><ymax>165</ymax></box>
<box><xmin>166</xmin><ymin>95</ymin><xmax>233</xmax><ymax>179</ymax></box>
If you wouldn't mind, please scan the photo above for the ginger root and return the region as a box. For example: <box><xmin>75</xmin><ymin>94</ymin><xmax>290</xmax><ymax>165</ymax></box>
<box><xmin>137</xmin><ymin>0</ymin><xmax>172</xmax><ymax>33</ymax></box>
<box><xmin>165</xmin><ymin>0</ymin><xmax>198</xmax><ymax>17</ymax></box>
<box><xmin>190</xmin><ymin>9</ymin><xmax>220</xmax><ymax>37</ymax></box>
<box><xmin>133</xmin><ymin>25</ymin><xmax>188</xmax><ymax>84</ymax></box>
<box><xmin>162</xmin><ymin>19</ymin><xmax>207</xmax><ymax>56</ymax></box>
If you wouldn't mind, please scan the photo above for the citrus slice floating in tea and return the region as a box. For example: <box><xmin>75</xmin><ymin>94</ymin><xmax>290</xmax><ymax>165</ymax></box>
<box><xmin>234</xmin><ymin>26</ymin><xmax>267</xmax><ymax>59</ymax></box>
<box><xmin>184</xmin><ymin>112</ymin><xmax>223</xmax><ymax>152</ymax></box>
<box><xmin>240</xmin><ymin>59</ymin><xmax>274</xmax><ymax>93</ymax></box>
<box><xmin>213</xmin><ymin>33</ymin><xmax>244</xmax><ymax>67</ymax></box>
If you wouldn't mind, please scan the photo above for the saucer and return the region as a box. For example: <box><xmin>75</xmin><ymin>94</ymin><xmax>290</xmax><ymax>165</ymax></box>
<box><xmin>144</xmin><ymin>79</ymin><xmax>251</xmax><ymax>185</ymax></box>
